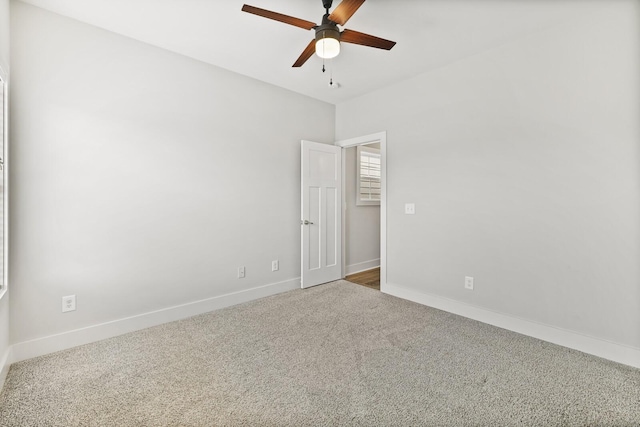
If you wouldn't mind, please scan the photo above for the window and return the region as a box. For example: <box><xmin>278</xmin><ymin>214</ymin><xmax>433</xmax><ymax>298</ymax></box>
<box><xmin>356</xmin><ymin>145</ymin><xmax>381</xmax><ymax>206</ymax></box>
<box><xmin>0</xmin><ymin>70</ymin><xmax>6</xmax><ymax>297</ymax></box>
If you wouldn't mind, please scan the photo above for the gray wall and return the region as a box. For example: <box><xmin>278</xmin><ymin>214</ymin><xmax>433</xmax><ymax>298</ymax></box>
<box><xmin>10</xmin><ymin>2</ymin><xmax>334</xmax><ymax>343</ymax></box>
<box><xmin>336</xmin><ymin>1</ymin><xmax>640</xmax><ymax>349</ymax></box>
<box><xmin>344</xmin><ymin>145</ymin><xmax>380</xmax><ymax>272</ymax></box>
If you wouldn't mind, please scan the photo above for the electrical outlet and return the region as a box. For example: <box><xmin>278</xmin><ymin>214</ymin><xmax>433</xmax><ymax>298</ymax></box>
<box><xmin>272</xmin><ymin>260</ymin><xmax>279</xmax><ymax>272</ymax></box>
<box><xmin>465</xmin><ymin>276</ymin><xmax>474</xmax><ymax>290</ymax></box>
<box><xmin>62</xmin><ymin>295</ymin><xmax>76</xmax><ymax>312</ymax></box>
<box><xmin>405</xmin><ymin>203</ymin><xmax>415</xmax><ymax>215</ymax></box>
<box><xmin>238</xmin><ymin>267</ymin><xmax>246</xmax><ymax>279</ymax></box>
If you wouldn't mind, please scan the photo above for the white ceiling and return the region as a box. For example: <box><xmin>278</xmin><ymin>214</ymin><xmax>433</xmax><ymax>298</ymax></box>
<box><xmin>20</xmin><ymin>0</ymin><xmax>597</xmax><ymax>104</ymax></box>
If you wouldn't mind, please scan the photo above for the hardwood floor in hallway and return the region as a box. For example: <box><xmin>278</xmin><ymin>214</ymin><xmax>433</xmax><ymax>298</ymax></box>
<box><xmin>345</xmin><ymin>267</ymin><xmax>380</xmax><ymax>291</ymax></box>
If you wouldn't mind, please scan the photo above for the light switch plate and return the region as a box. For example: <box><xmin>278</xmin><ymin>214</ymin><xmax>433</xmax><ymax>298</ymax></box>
<box><xmin>405</xmin><ymin>203</ymin><xmax>415</xmax><ymax>214</ymax></box>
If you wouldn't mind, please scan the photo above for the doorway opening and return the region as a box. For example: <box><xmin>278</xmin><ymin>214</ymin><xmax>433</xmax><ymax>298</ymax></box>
<box><xmin>337</xmin><ymin>132</ymin><xmax>387</xmax><ymax>292</ymax></box>
<box><xmin>345</xmin><ymin>267</ymin><xmax>380</xmax><ymax>290</ymax></box>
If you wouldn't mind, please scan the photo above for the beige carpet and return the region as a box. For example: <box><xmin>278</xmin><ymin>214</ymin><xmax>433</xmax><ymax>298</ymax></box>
<box><xmin>0</xmin><ymin>280</ymin><xmax>639</xmax><ymax>426</ymax></box>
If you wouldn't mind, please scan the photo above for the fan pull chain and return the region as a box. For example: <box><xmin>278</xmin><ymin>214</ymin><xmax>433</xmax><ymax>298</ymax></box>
<box><xmin>322</xmin><ymin>30</ymin><xmax>326</xmax><ymax>73</ymax></box>
<box><xmin>329</xmin><ymin>59</ymin><xmax>333</xmax><ymax>86</ymax></box>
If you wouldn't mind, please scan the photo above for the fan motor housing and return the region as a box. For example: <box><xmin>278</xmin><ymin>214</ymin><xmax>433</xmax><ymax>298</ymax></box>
<box><xmin>315</xmin><ymin>23</ymin><xmax>341</xmax><ymax>43</ymax></box>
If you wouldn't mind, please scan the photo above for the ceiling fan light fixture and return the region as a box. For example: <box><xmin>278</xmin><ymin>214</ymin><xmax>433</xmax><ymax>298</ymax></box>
<box><xmin>316</xmin><ymin>37</ymin><xmax>340</xmax><ymax>59</ymax></box>
<box><xmin>241</xmin><ymin>1</ymin><xmax>396</xmax><ymax>68</ymax></box>
<box><xmin>315</xmin><ymin>27</ymin><xmax>341</xmax><ymax>59</ymax></box>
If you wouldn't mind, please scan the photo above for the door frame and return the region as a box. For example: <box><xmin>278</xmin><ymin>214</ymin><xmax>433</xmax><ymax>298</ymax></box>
<box><xmin>335</xmin><ymin>131</ymin><xmax>387</xmax><ymax>292</ymax></box>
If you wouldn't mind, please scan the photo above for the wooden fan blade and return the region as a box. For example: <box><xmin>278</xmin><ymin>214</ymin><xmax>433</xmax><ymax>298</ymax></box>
<box><xmin>293</xmin><ymin>39</ymin><xmax>317</xmax><ymax>67</ymax></box>
<box><xmin>241</xmin><ymin>5</ymin><xmax>317</xmax><ymax>30</ymax></box>
<box><xmin>328</xmin><ymin>0</ymin><xmax>365</xmax><ymax>26</ymax></box>
<box><xmin>340</xmin><ymin>29</ymin><xmax>396</xmax><ymax>50</ymax></box>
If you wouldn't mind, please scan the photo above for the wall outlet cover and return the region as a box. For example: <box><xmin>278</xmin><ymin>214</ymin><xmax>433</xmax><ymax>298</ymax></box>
<box><xmin>465</xmin><ymin>276</ymin><xmax>474</xmax><ymax>290</ymax></box>
<box><xmin>405</xmin><ymin>203</ymin><xmax>415</xmax><ymax>214</ymax></box>
<box><xmin>62</xmin><ymin>295</ymin><xmax>76</xmax><ymax>312</ymax></box>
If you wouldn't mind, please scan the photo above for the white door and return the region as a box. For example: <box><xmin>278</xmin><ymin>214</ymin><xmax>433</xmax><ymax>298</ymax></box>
<box><xmin>301</xmin><ymin>140</ymin><xmax>342</xmax><ymax>288</ymax></box>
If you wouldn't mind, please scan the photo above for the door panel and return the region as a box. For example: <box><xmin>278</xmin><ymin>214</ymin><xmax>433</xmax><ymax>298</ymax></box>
<box><xmin>301</xmin><ymin>140</ymin><xmax>342</xmax><ymax>288</ymax></box>
<box><xmin>325</xmin><ymin>187</ymin><xmax>337</xmax><ymax>266</ymax></box>
<box><xmin>308</xmin><ymin>186</ymin><xmax>321</xmax><ymax>270</ymax></box>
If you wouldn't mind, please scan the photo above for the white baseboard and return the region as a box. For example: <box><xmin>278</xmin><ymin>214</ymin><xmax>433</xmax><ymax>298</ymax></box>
<box><xmin>0</xmin><ymin>346</ymin><xmax>11</xmax><ymax>391</ymax></box>
<box><xmin>10</xmin><ymin>278</ymin><xmax>300</xmax><ymax>364</ymax></box>
<box><xmin>345</xmin><ymin>259</ymin><xmax>380</xmax><ymax>276</ymax></box>
<box><xmin>384</xmin><ymin>282</ymin><xmax>640</xmax><ymax>369</ymax></box>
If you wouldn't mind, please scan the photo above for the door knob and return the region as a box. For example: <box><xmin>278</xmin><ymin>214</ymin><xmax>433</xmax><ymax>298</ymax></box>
<box><xmin>301</xmin><ymin>220</ymin><xmax>314</xmax><ymax>225</ymax></box>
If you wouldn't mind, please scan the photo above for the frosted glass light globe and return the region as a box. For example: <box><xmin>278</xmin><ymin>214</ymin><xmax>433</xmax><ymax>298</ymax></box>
<box><xmin>315</xmin><ymin>37</ymin><xmax>340</xmax><ymax>59</ymax></box>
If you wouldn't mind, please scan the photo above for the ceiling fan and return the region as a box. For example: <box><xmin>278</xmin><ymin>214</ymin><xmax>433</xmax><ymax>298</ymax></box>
<box><xmin>241</xmin><ymin>0</ymin><xmax>396</xmax><ymax>67</ymax></box>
